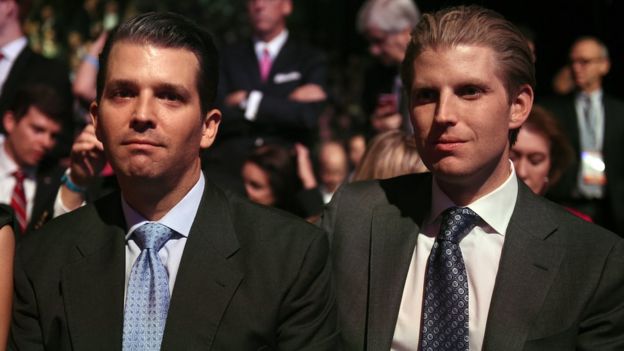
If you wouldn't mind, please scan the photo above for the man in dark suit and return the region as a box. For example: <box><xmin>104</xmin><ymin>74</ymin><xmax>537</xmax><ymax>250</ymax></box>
<box><xmin>543</xmin><ymin>36</ymin><xmax>624</xmax><ymax>236</ymax></box>
<box><xmin>0</xmin><ymin>84</ymin><xmax>65</xmax><ymax>234</ymax></box>
<box><xmin>0</xmin><ymin>0</ymin><xmax>73</xmax><ymax>158</ymax></box>
<box><xmin>203</xmin><ymin>0</ymin><xmax>327</xmax><ymax>193</ymax></box>
<box><xmin>10</xmin><ymin>12</ymin><xmax>337</xmax><ymax>350</ymax></box>
<box><xmin>322</xmin><ymin>6</ymin><xmax>624</xmax><ymax>350</ymax></box>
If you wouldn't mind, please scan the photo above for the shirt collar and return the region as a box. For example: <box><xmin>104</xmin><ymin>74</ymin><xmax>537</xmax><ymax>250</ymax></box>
<box><xmin>430</xmin><ymin>160</ymin><xmax>518</xmax><ymax>236</ymax></box>
<box><xmin>576</xmin><ymin>88</ymin><xmax>603</xmax><ymax>104</ymax></box>
<box><xmin>1</xmin><ymin>36</ymin><xmax>28</xmax><ymax>62</ymax></box>
<box><xmin>0</xmin><ymin>139</ymin><xmax>36</xmax><ymax>179</ymax></box>
<box><xmin>122</xmin><ymin>172</ymin><xmax>205</xmax><ymax>239</ymax></box>
<box><xmin>254</xmin><ymin>29</ymin><xmax>288</xmax><ymax>61</ymax></box>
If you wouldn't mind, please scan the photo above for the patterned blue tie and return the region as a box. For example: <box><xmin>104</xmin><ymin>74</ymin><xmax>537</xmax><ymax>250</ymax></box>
<box><xmin>420</xmin><ymin>207</ymin><xmax>478</xmax><ymax>351</ymax></box>
<box><xmin>123</xmin><ymin>222</ymin><xmax>174</xmax><ymax>351</ymax></box>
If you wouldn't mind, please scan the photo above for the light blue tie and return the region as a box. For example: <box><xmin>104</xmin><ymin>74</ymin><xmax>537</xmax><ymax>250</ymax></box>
<box><xmin>420</xmin><ymin>207</ymin><xmax>478</xmax><ymax>351</ymax></box>
<box><xmin>123</xmin><ymin>222</ymin><xmax>173</xmax><ymax>351</ymax></box>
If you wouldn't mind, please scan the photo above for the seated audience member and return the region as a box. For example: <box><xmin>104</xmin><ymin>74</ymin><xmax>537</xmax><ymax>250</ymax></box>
<box><xmin>0</xmin><ymin>0</ymin><xmax>73</xmax><ymax>160</ymax></box>
<box><xmin>357</xmin><ymin>0</ymin><xmax>421</xmax><ymax>134</ymax></box>
<box><xmin>0</xmin><ymin>205</ymin><xmax>15</xmax><ymax>350</ymax></box>
<box><xmin>352</xmin><ymin>129</ymin><xmax>427</xmax><ymax>181</ymax></box>
<box><xmin>0</xmin><ymin>84</ymin><xmax>65</xmax><ymax>234</ymax></box>
<box><xmin>242</xmin><ymin>143</ymin><xmax>323</xmax><ymax>219</ymax></box>
<box><xmin>317</xmin><ymin>140</ymin><xmax>349</xmax><ymax>204</ymax></box>
<box><xmin>347</xmin><ymin>132</ymin><xmax>367</xmax><ymax>171</ymax></box>
<box><xmin>511</xmin><ymin>105</ymin><xmax>591</xmax><ymax>221</ymax></box>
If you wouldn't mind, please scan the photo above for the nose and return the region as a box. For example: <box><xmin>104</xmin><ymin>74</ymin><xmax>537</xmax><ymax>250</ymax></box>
<box><xmin>433</xmin><ymin>90</ymin><xmax>457</xmax><ymax>124</ymax></box>
<box><xmin>514</xmin><ymin>158</ymin><xmax>528</xmax><ymax>179</ymax></box>
<box><xmin>130</xmin><ymin>93</ymin><xmax>156</xmax><ymax>131</ymax></box>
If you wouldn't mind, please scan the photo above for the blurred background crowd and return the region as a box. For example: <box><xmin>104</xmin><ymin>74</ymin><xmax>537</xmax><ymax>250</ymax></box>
<box><xmin>1</xmin><ymin>0</ymin><xmax>624</xmax><ymax>234</ymax></box>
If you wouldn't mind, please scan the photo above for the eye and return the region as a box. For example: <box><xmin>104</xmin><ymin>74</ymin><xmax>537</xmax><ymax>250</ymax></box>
<box><xmin>528</xmin><ymin>154</ymin><xmax>547</xmax><ymax>166</ymax></box>
<box><xmin>158</xmin><ymin>91</ymin><xmax>182</xmax><ymax>102</ymax></box>
<box><xmin>412</xmin><ymin>89</ymin><xmax>437</xmax><ymax>105</ymax></box>
<box><xmin>108</xmin><ymin>88</ymin><xmax>134</xmax><ymax>100</ymax></box>
<box><xmin>456</xmin><ymin>85</ymin><xmax>484</xmax><ymax>100</ymax></box>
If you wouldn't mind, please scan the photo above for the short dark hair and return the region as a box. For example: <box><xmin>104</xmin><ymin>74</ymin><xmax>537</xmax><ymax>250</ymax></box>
<box><xmin>96</xmin><ymin>12</ymin><xmax>219</xmax><ymax>114</ymax></box>
<box><xmin>400</xmin><ymin>5</ymin><xmax>535</xmax><ymax>144</ymax></box>
<box><xmin>7</xmin><ymin>84</ymin><xmax>65</xmax><ymax>124</ymax></box>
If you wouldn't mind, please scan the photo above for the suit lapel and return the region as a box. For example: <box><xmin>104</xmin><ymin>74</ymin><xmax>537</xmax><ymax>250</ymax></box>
<box><xmin>61</xmin><ymin>193</ymin><xmax>126</xmax><ymax>350</ymax></box>
<box><xmin>28</xmin><ymin>168</ymin><xmax>62</xmax><ymax>231</ymax></box>
<box><xmin>161</xmin><ymin>181</ymin><xmax>242</xmax><ymax>350</ymax></box>
<box><xmin>366</xmin><ymin>175</ymin><xmax>431</xmax><ymax>350</ymax></box>
<box><xmin>482</xmin><ymin>182</ymin><xmax>565</xmax><ymax>351</ymax></box>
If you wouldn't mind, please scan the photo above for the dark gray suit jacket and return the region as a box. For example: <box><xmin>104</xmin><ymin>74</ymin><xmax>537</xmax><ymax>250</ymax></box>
<box><xmin>11</xmin><ymin>178</ymin><xmax>337</xmax><ymax>350</ymax></box>
<box><xmin>321</xmin><ymin>173</ymin><xmax>624</xmax><ymax>350</ymax></box>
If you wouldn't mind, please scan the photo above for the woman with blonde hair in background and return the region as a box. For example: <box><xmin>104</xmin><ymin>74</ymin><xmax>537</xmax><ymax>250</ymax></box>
<box><xmin>352</xmin><ymin>129</ymin><xmax>427</xmax><ymax>181</ymax></box>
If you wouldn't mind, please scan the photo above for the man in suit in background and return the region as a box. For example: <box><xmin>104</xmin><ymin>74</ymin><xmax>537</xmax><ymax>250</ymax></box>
<box><xmin>204</xmin><ymin>0</ymin><xmax>327</xmax><ymax>193</ymax></box>
<box><xmin>0</xmin><ymin>0</ymin><xmax>73</xmax><ymax>158</ymax></box>
<box><xmin>0</xmin><ymin>84</ymin><xmax>65</xmax><ymax>234</ymax></box>
<box><xmin>11</xmin><ymin>12</ymin><xmax>337</xmax><ymax>350</ymax></box>
<box><xmin>322</xmin><ymin>5</ymin><xmax>624</xmax><ymax>350</ymax></box>
<box><xmin>544</xmin><ymin>36</ymin><xmax>624</xmax><ymax>236</ymax></box>
<box><xmin>357</xmin><ymin>0</ymin><xmax>420</xmax><ymax>135</ymax></box>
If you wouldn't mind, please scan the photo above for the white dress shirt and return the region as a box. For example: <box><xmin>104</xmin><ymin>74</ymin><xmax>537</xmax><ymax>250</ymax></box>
<box><xmin>0</xmin><ymin>36</ymin><xmax>28</xmax><ymax>95</ymax></box>
<box><xmin>392</xmin><ymin>162</ymin><xmax>518</xmax><ymax>351</ymax></box>
<box><xmin>244</xmin><ymin>29</ymin><xmax>289</xmax><ymax>121</ymax></box>
<box><xmin>123</xmin><ymin>172</ymin><xmax>205</xmax><ymax>296</ymax></box>
<box><xmin>0</xmin><ymin>140</ymin><xmax>36</xmax><ymax>221</ymax></box>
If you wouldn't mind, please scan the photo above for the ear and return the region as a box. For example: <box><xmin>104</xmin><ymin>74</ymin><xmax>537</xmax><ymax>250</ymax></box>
<box><xmin>600</xmin><ymin>58</ymin><xmax>611</xmax><ymax>76</ymax></box>
<box><xmin>509</xmin><ymin>84</ymin><xmax>534</xmax><ymax>130</ymax></box>
<box><xmin>200</xmin><ymin>109</ymin><xmax>222</xmax><ymax>149</ymax></box>
<box><xmin>3</xmin><ymin>111</ymin><xmax>16</xmax><ymax>135</ymax></box>
<box><xmin>89</xmin><ymin>101</ymin><xmax>104</xmax><ymax>142</ymax></box>
<box><xmin>282</xmin><ymin>0</ymin><xmax>293</xmax><ymax>17</ymax></box>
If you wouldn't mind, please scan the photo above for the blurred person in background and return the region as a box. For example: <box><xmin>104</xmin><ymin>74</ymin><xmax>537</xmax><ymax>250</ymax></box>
<box><xmin>352</xmin><ymin>129</ymin><xmax>426</xmax><ymax>182</ymax></box>
<box><xmin>511</xmin><ymin>105</ymin><xmax>591</xmax><ymax>221</ymax></box>
<box><xmin>0</xmin><ymin>0</ymin><xmax>72</xmax><ymax>160</ymax></box>
<box><xmin>242</xmin><ymin>143</ymin><xmax>324</xmax><ymax>219</ymax></box>
<box><xmin>0</xmin><ymin>84</ymin><xmax>65</xmax><ymax>234</ymax></box>
<box><xmin>357</xmin><ymin>0</ymin><xmax>420</xmax><ymax>135</ymax></box>
<box><xmin>317</xmin><ymin>140</ymin><xmax>349</xmax><ymax>204</ymax></box>
<box><xmin>207</xmin><ymin>0</ymin><xmax>328</xmax><ymax>194</ymax></box>
<box><xmin>544</xmin><ymin>36</ymin><xmax>624</xmax><ymax>235</ymax></box>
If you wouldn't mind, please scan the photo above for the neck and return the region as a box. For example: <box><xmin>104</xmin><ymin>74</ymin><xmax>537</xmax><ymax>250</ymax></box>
<box><xmin>256</xmin><ymin>26</ymin><xmax>285</xmax><ymax>43</ymax></box>
<box><xmin>0</xmin><ymin>22</ymin><xmax>23</xmax><ymax>48</ymax></box>
<box><xmin>119</xmin><ymin>165</ymin><xmax>201</xmax><ymax>221</ymax></box>
<box><xmin>436</xmin><ymin>154</ymin><xmax>511</xmax><ymax>207</ymax></box>
<box><xmin>580</xmin><ymin>84</ymin><xmax>601</xmax><ymax>95</ymax></box>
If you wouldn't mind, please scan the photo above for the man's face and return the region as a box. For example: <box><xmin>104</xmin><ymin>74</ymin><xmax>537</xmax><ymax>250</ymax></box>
<box><xmin>247</xmin><ymin>0</ymin><xmax>291</xmax><ymax>40</ymax></box>
<box><xmin>91</xmin><ymin>42</ymin><xmax>220</xmax><ymax>183</ymax></box>
<box><xmin>3</xmin><ymin>107</ymin><xmax>61</xmax><ymax>168</ymax></box>
<box><xmin>569</xmin><ymin>39</ymin><xmax>609</xmax><ymax>93</ymax></box>
<box><xmin>365</xmin><ymin>26</ymin><xmax>411</xmax><ymax>66</ymax></box>
<box><xmin>408</xmin><ymin>46</ymin><xmax>530</xmax><ymax>196</ymax></box>
<box><xmin>319</xmin><ymin>143</ymin><xmax>348</xmax><ymax>193</ymax></box>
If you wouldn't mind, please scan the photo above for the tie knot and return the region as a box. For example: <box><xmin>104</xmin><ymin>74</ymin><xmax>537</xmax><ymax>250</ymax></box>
<box><xmin>439</xmin><ymin>207</ymin><xmax>479</xmax><ymax>243</ymax></box>
<box><xmin>13</xmin><ymin>170</ymin><xmax>26</xmax><ymax>182</ymax></box>
<box><xmin>133</xmin><ymin>222</ymin><xmax>173</xmax><ymax>251</ymax></box>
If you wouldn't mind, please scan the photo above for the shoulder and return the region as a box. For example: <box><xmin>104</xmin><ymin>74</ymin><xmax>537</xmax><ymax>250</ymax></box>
<box><xmin>225</xmin><ymin>189</ymin><xmax>326</xmax><ymax>243</ymax></box>
<box><xmin>17</xmin><ymin>192</ymin><xmax>120</xmax><ymax>264</ymax></box>
<box><xmin>332</xmin><ymin>173</ymin><xmax>431</xmax><ymax>209</ymax></box>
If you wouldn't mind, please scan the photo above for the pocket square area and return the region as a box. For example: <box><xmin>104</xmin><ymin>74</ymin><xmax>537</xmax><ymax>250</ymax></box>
<box><xmin>274</xmin><ymin>71</ymin><xmax>302</xmax><ymax>84</ymax></box>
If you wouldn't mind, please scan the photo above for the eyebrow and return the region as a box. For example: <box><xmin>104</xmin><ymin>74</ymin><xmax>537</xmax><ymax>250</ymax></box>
<box><xmin>105</xmin><ymin>79</ymin><xmax>193</xmax><ymax>98</ymax></box>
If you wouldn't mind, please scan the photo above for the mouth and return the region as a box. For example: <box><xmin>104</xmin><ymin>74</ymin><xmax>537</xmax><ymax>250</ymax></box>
<box><xmin>122</xmin><ymin>138</ymin><xmax>163</xmax><ymax>148</ymax></box>
<box><xmin>430</xmin><ymin>137</ymin><xmax>466</xmax><ymax>152</ymax></box>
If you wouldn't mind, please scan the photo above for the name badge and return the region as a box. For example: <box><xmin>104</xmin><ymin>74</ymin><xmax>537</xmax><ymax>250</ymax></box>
<box><xmin>581</xmin><ymin>151</ymin><xmax>606</xmax><ymax>186</ymax></box>
<box><xmin>274</xmin><ymin>71</ymin><xmax>301</xmax><ymax>84</ymax></box>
